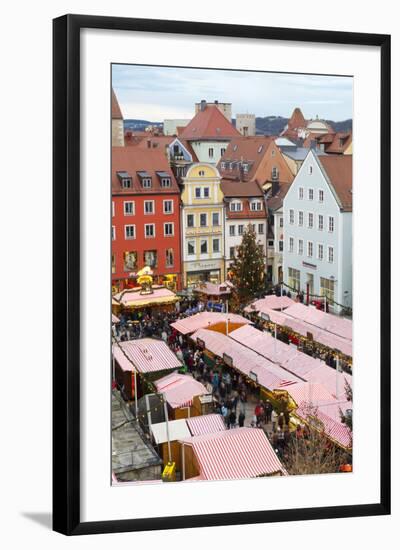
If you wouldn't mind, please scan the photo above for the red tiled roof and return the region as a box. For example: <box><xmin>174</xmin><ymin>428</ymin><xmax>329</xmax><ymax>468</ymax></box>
<box><xmin>266</xmin><ymin>180</ymin><xmax>292</xmax><ymax>211</ymax></box>
<box><xmin>218</xmin><ymin>136</ymin><xmax>274</xmax><ymax>182</ymax></box>
<box><xmin>325</xmin><ymin>132</ymin><xmax>352</xmax><ymax>154</ymax></box>
<box><xmin>112</xmin><ymin>89</ymin><xmax>123</xmax><ymax>119</ymax></box>
<box><xmin>112</xmin><ymin>146</ymin><xmax>180</xmax><ymax>195</ymax></box>
<box><xmin>287</xmin><ymin>107</ymin><xmax>306</xmax><ymax>130</ymax></box>
<box><xmin>180</xmin><ymin>105</ymin><xmax>240</xmax><ymax>140</ymax></box>
<box><xmin>317</xmin><ymin>154</ymin><xmax>353</xmax><ymax>212</ymax></box>
<box><xmin>220</xmin><ymin>178</ymin><xmax>264</xmax><ymax>198</ymax></box>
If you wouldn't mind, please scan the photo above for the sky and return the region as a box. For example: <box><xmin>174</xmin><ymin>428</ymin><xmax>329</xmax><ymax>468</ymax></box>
<box><xmin>112</xmin><ymin>64</ymin><xmax>353</xmax><ymax>122</ymax></box>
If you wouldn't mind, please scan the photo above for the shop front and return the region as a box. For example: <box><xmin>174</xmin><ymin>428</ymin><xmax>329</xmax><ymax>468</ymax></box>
<box><xmin>184</xmin><ymin>259</ymin><xmax>223</xmax><ymax>288</ymax></box>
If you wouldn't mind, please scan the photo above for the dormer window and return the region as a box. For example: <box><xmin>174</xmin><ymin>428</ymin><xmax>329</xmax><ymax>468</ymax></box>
<box><xmin>243</xmin><ymin>163</ymin><xmax>249</xmax><ymax>173</ymax></box>
<box><xmin>230</xmin><ymin>202</ymin><xmax>243</xmax><ymax>212</ymax></box>
<box><xmin>271</xmin><ymin>166</ymin><xmax>279</xmax><ymax>180</ymax></box>
<box><xmin>142</xmin><ymin>178</ymin><xmax>152</xmax><ymax>188</ymax></box>
<box><xmin>122</xmin><ymin>178</ymin><xmax>132</xmax><ymax>188</ymax></box>
<box><xmin>250</xmin><ymin>201</ymin><xmax>262</xmax><ymax>211</ymax></box>
<box><xmin>161</xmin><ymin>178</ymin><xmax>171</xmax><ymax>188</ymax></box>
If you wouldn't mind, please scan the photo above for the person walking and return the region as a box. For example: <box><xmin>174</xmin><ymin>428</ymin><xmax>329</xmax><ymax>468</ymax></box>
<box><xmin>265</xmin><ymin>400</ymin><xmax>273</xmax><ymax>424</ymax></box>
<box><xmin>278</xmin><ymin>412</ymin><xmax>285</xmax><ymax>430</ymax></box>
<box><xmin>271</xmin><ymin>409</ymin><xmax>278</xmax><ymax>432</ymax></box>
<box><xmin>238</xmin><ymin>411</ymin><xmax>245</xmax><ymax>427</ymax></box>
<box><xmin>228</xmin><ymin>410</ymin><xmax>236</xmax><ymax>429</ymax></box>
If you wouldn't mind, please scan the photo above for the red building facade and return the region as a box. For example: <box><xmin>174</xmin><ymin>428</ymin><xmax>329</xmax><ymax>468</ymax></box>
<box><xmin>112</xmin><ymin>146</ymin><xmax>182</xmax><ymax>291</ymax></box>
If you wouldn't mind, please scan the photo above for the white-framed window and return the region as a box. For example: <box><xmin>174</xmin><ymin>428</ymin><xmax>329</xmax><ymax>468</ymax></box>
<box><xmin>229</xmin><ymin>225</ymin><xmax>235</xmax><ymax>236</ymax></box>
<box><xmin>308</xmin><ymin>212</ymin><xmax>314</xmax><ymax>228</ymax></box>
<box><xmin>298</xmin><ymin>211</ymin><xmax>304</xmax><ymax>226</ymax></box>
<box><xmin>318</xmin><ymin>214</ymin><xmax>324</xmax><ymax>231</ymax></box>
<box><xmin>250</xmin><ymin>201</ymin><xmax>262</xmax><ymax>211</ymax></box>
<box><xmin>238</xmin><ymin>225</ymin><xmax>244</xmax><ymax>235</ymax></box>
<box><xmin>112</xmin><ymin>226</ymin><xmax>116</xmax><ymax>241</ymax></box>
<box><xmin>112</xmin><ymin>201</ymin><xmax>115</xmax><ymax>217</ymax></box>
<box><xmin>122</xmin><ymin>177</ymin><xmax>132</xmax><ymax>188</ymax></box>
<box><xmin>289</xmin><ymin>209</ymin><xmax>294</xmax><ymax>224</ymax></box>
<box><xmin>195</xmin><ymin>187</ymin><xmax>201</xmax><ymax>198</ymax></box>
<box><xmin>144</xmin><ymin>200</ymin><xmax>154</xmax><ymax>214</ymax></box>
<box><xmin>220</xmin><ymin>148</ymin><xmax>226</xmax><ymax>157</ymax></box>
<box><xmin>145</xmin><ymin>224</ymin><xmax>155</xmax><ymax>238</ymax></box>
<box><xmin>308</xmin><ymin>165</ymin><xmax>313</xmax><ymax>175</ymax></box>
<box><xmin>298</xmin><ymin>239</ymin><xmax>303</xmax><ymax>255</ymax></box>
<box><xmin>321</xmin><ymin>277</ymin><xmax>335</xmax><ymax>302</ymax></box>
<box><xmin>272</xmin><ymin>166</ymin><xmax>279</xmax><ymax>179</ymax></box>
<box><xmin>329</xmin><ymin>216</ymin><xmax>335</xmax><ymax>232</ymax></box>
<box><xmin>208</xmin><ymin>147</ymin><xmax>214</xmax><ymax>158</ymax></box>
<box><xmin>124</xmin><ymin>225</ymin><xmax>136</xmax><ymax>239</ymax></box>
<box><xmin>308</xmin><ymin>188</ymin><xmax>314</xmax><ymax>200</ymax></box>
<box><xmin>198</xmin><ymin>170</ymin><xmax>205</xmax><ymax>177</ymax></box>
<box><xmin>299</xmin><ymin>187</ymin><xmax>304</xmax><ymax>200</ymax></box>
<box><xmin>319</xmin><ymin>189</ymin><xmax>324</xmax><ymax>202</ymax></box>
<box><xmin>229</xmin><ymin>246</ymin><xmax>235</xmax><ymax>259</ymax></box>
<box><xmin>279</xmin><ymin>240</ymin><xmax>284</xmax><ymax>252</ymax></box>
<box><xmin>187</xmin><ymin>240</ymin><xmax>195</xmax><ymax>256</ymax></box>
<box><xmin>203</xmin><ymin>187</ymin><xmax>210</xmax><ymax>198</ymax></box>
<box><xmin>328</xmin><ymin>246</ymin><xmax>334</xmax><ymax>263</ymax></box>
<box><xmin>230</xmin><ymin>201</ymin><xmax>243</xmax><ymax>212</ymax></box>
<box><xmin>161</xmin><ymin>178</ymin><xmax>171</xmax><ymax>188</ymax></box>
<box><xmin>212</xmin><ymin>212</ymin><xmax>220</xmax><ymax>226</ymax></box>
<box><xmin>163</xmin><ymin>200</ymin><xmax>173</xmax><ymax>214</ymax></box>
<box><xmin>258</xmin><ymin>223</ymin><xmax>264</xmax><ymax>234</ymax></box>
<box><xmin>307</xmin><ymin>241</ymin><xmax>313</xmax><ymax>257</ymax></box>
<box><xmin>289</xmin><ymin>237</ymin><xmax>294</xmax><ymax>253</ymax></box>
<box><xmin>212</xmin><ymin>238</ymin><xmax>220</xmax><ymax>253</ymax></box>
<box><xmin>200</xmin><ymin>239</ymin><xmax>208</xmax><ymax>254</ymax></box>
<box><xmin>279</xmin><ymin>217</ymin><xmax>284</xmax><ymax>228</ymax></box>
<box><xmin>164</xmin><ymin>222</ymin><xmax>174</xmax><ymax>236</ymax></box>
<box><xmin>187</xmin><ymin>214</ymin><xmax>194</xmax><ymax>227</ymax></box>
<box><xmin>165</xmin><ymin>248</ymin><xmax>174</xmax><ymax>267</ymax></box>
<box><xmin>124</xmin><ymin>201</ymin><xmax>134</xmax><ymax>216</ymax></box>
<box><xmin>318</xmin><ymin>243</ymin><xmax>324</xmax><ymax>260</ymax></box>
<box><xmin>200</xmin><ymin>213</ymin><xmax>207</xmax><ymax>227</ymax></box>
<box><xmin>288</xmin><ymin>267</ymin><xmax>300</xmax><ymax>291</ymax></box>
<box><xmin>142</xmin><ymin>178</ymin><xmax>152</xmax><ymax>188</ymax></box>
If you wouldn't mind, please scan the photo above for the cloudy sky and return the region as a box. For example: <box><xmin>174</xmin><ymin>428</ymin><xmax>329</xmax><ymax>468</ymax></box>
<box><xmin>112</xmin><ymin>64</ymin><xmax>353</xmax><ymax>122</ymax></box>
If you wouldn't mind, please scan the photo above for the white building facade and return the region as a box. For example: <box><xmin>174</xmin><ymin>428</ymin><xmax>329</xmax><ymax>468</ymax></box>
<box><xmin>282</xmin><ymin>150</ymin><xmax>352</xmax><ymax>312</ymax></box>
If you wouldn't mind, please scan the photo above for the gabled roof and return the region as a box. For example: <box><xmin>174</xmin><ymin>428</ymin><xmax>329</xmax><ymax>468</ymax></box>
<box><xmin>317</xmin><ymin>154</ymin><xmax>353</xmax><ymax>212</ymax></box>
<box><xmin>324</xmin><ymin>132</ymin><xmax>352</xmax><ymax>154</ymax></box>
<box><xmin>217</xmin><ymin>136</ymin><xmax>274</xmax><ymax>182</ymax></box>
<box><xmin>112</xmin><ymin>89</ymin><xmax>123</xmax><ymax>120</ymax></box>
<box><xmin>112</xmin><ymin>146</ymin><xmax>180</xmax><ymax>195</ymax></box>
<box><xmin>180</xmin><ymin>105</ymin><xmax>240</xmax><ymax>140</ymax></box>
<box><xmin>287</xmin><ymin>107</ymin><xmax>306</xmax><ymax>130</ymax></box>
<box><xmin>220</xmin><ymin>178</ymin><xmax>264</xmax><ymax>198</ymax></box>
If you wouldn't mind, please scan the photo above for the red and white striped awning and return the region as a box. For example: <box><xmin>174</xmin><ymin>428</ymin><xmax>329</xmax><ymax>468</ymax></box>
<box><xmin>155</xmin><ymin>373</ymin><xmax>208</xmax><ymax>409</ymax></box>
<box><xmin>296</xmin><ymin>400</ymin><xmax>352</xmax><ymax>449</ymax></box>
<box><xmin>112</xmin><ymin>338</ymin><xmax>181</xmax><ymax>373</ymax></box>
<box><xmin>180</xmin><ymin>427</ymin><xmax>287</xmax><ymax>480</ymax></box>
<box><xmin>245</xmin><ymin>295</ymin><xmax>295</xmax><ymax>312</ymax></box>
<box><xmin>171</xmin><ymin>312</ymin><xmax>251</xmax><ymax>335</ymax></box>
<box><xmin>284</xmin><ymin>303</ymin><xmax>352</xmax><ymax>341</ymax></box>
<box><xmin>186</xmin><ymin>414</ymin><xmax>226</xmax><ymax>436</ymax></box>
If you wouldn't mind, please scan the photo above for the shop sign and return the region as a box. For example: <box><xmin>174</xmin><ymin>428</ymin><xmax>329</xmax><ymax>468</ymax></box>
<box><xmin>188</xmin><ymin>259</ymin><xmax>221</xmax><ymax>271</ymax></box>
<box><xmin>260</xmin><ymin>312</ymin><xmax>270</xmax><ymax>321</ymax></box>
<box><xmin>302</xmin><ymin>261</ymin><xmax>317</xmax><ymax>269</ymax></box>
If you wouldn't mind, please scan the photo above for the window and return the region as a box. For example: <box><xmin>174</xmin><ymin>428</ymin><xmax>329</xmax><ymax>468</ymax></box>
<box><xmin>268</xmin><ymin>240</ymin><xmax>274</xmax><ymax>247</ymax></box>
<box><xmin>145</xmin><ymin>224</ymin><xmax>155</xmax><ymax>238</ymax></box>
<box><xmin>208</xmin><ymin>148</ymin><xmax>214</xmax><ymax>158</ymax></box>
<box><xmin>144</xmin><ymin>200</ymin><xmax>154</xmax><ymax>214</ymax></box>
<box><xmin>187</xmin><ymin>214</ymin><xmax>194</xmax><ymax>227</ymax></box>
<box><xmin>166</xmin><ymin>248</ymin><xmax>174</xmax><ymax>267</ymax></box>
<box><xmin>229</xmin><ymin>246</ymin><xmax>235</xmax><ymax>259</ymax></box>
<box><xmin>328</xmin><ymin>246</ymin><xmax>334</xmax><ymax>263</ymax></box>
<box><xmin>163</xmin><ymin>200</ymin><xmax>173</xmax><ymax>214</ymax></box>
<box><xmin>279</xmin><ymin>217</ymin><xmax>284</xmax><ymax>228</ymax></box>
<box><xmin>195</xmin><ymin>187</ymin><xmax>201</xmax><ymax>198</ymax></box>
<box><xmin>198</xmin><ymin>170</ymin><xmax>205</xmax><ymax>176</ymax></box>
<box><xmin>203</xmin><ymin>187</ymin><xmax>210</xmax><ymax>198</ymax></box>
<box><xmin>298</xmin><ymin>239</ymin><xmax>303</xmax><ymax>255</ymax></box>
<box><xmin>308</xmin><ymin>188</ymin><xmax>314</xmax><ymax>200</ymax></box>
<box><xmin>200</xmin><ymin>213</ymin><xmax>207</xmax><ymax>227</ymax></box>
<box><xmin>318</xmin><ymin>243</ymin><xmax>324</xmax><ymax>260</ymax></box>
<box><xmin>124</xmin><ymin>201</ymin><xmax>134</xmax><ymax>216</ymax></box>
<box><xmin>250</xmin><ymin>201</ymin><xmax>262</xmax><ymax>211</ymax></box>
<box><xmin>122</xmin><ymin>177</ymin><xmax>132</xmax><ymax>188</ymax></box>
<box><xmin>112</xmin><ymin>201</ymin><xmax>115</xmax><ymax>217</ymax></box>
<box><xmin>321</xmin><ymin>277</ymin><xmax>335</xmax><ymax>302</ymax></box>
<box><xmin>289</xmin><ymin>237</ymin><xmax>294</xmax><ymax>253</ymax></box>
<box><xmin>308</xmin><ymin>212</ymin><xmax>314</xmax><ymax>228</ymax></box>
<box><xmin>243</xmin><ymin>163</ymin><xmax>249</xmax><ymax>173</ymax></box>
<box><xmin>272</xmin><ymin>166</ymin><xmax>279</xmax><ymax>179</ymax></box>
<box><xmin>299</xmin><ymin>187</ymin><xmax>304</xmax><ymax>200</ymax></box>
<box><xmin>164</xmin><ymin>222</ymin><xmax>174</xmax><ymax>236</ymax></box>
<box><xmin>307</xmin><ymin>241</ymin><xmax>313</xmax><ymax>257</ymax></box>
<box><xmin>144</xmin><ymin>250</ymin><xmax>157</xmax><ymax>267</ymax></box>
<box><xmin>229</xmin><ymin>225</ymin><xmax>235</xmax><ymax>236</ymax></box>
<box><xmin>289</xmin><ymin>209</ymin><xmax>294</xmax><ymax>224</ymax></box>
<box><xmin>125</xmin><ymin>225</ymin><xmax>135</xmax><ymax>239</ymax></box>
<box><xmin>221</xmin><ymin>162</ymin><xmax>226</xmax><ymax>170</ymax></box>
<box><xmin>142</xmin><ymin>178</ymin><xmax>151</xmax><ymax>188</ymax></box>
<box><xmin>212</xmin><ymin>212</ymin><xmax>220</xmax><ymax>226</ymax></box>
<box><xmin>319</xmin><ymin>189</ymin><xmax>324</xmax><ymax>202</ymax></box>
<box><xmin>318</xmin><ymin>214</ymin><xmax>324</xmax><ymax>231</ymax></box>
<box><xmin>251</xmin><ymin>224</ymin><xmax>256</xmax><ymax>232</ymax></box>
<box><xmin>308</xmin><ymin>165</ymin><xmax>313</xmax><ymax>175</ymax></box>
<box><xmin>111</xmin><ymin>254</ymin><xmax>116</xmax><ymax>274</ymax></box>
<box><xmin>238</xmin><ymin>225</ymin><xmax>244</xmax><ymax>235</ymax></box>
<box><xmin>212</xmin><ymin>238</ymin><xmax>220</xmax><ymax>253</ymax></box>
<box><xmin>279</xmin><ymin>240</ymin><xmax>284</xmax><ymax>252</ymax></box>
<box><xmin>288</xmin><ymin>267</ymin><xmax>300</xmax><ymax>291</ymax></box>
<box><xmin>329</xmin><ymin>216</ymin><xmax>334</xmax><ymax>232</ymax></box>
<box><xmin>123</xmin><ymin>251</ymin><xmax>137</xmax><ymax>272</ymax></box>
<box><xmin>161</xmin><ymin>178</ymin><xmax>171</xmax><ymax>188</ymax></box>
<box><xmin>200</xmin><ymin>239</ymin><xmax>208</xmax><ymax>254</ymax></box>
<box><xmin>258</xmin><ymin>223</ymin><xmax>264</xmax><ymax>234</ymax></box>
<box><xmin>220</xmin><ymin>148</ymin><xmax>226</xmax><ymax>157</ymax></box>
<box><xmin>298</xmin><ymin>211</ymin><xmax>304</xmax><ymax>226</ymax></box>
<box><xmin>230</xmin><ymin>202</ymin><xmax>242</xmax><ymax>212</ymax></box>
<box><xmin>112</xmin><ymin>226</ymin><xmax>116</xmax><ymax>241</ymax></box>
<box><xmin>187</xmin><ymin>241</ymin><xmax>195</xmax><ymax>255</ymax></box>
<box><xmin>271</xmin><ymin>149</ymin><xmax>276</xmax><ymax>157</ymax></box>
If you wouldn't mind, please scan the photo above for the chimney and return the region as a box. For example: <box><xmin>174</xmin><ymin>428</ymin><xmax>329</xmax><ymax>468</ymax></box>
<box><xmin>200</xmin><ymin>99</ymin><xmax>206</xmax><ymax>111</ymax></box>
<box><xmin>147</xmin><ymin>139</ymin><xmax>151</xmax><ymax>149</ymax></box>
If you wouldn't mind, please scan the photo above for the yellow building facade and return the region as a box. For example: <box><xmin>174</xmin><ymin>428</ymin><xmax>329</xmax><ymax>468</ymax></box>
<box><xmin>181</xmin><ymin>164</ymin><xmax>225</xmax><ymax>287</ymax></box>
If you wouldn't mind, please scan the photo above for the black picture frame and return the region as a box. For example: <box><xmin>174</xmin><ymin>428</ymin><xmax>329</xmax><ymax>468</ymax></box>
<box><xmin>53</xmin><ymin>14</ymin><xmax>391</xmax><ymax>535</ymax></box>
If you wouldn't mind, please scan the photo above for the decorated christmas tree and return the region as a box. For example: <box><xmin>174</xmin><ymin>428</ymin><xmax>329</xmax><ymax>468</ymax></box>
<box><xmin>228</xmin><ymin>224</ymin><xmax>266</xmax><ymax>305</ymax></box>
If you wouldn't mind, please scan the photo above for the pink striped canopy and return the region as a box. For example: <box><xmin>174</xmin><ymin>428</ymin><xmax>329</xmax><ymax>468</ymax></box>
<box><xmin>180</xmin><ymin>427</ymin><xmax>287</xmax><ymax>479</ymax></box>
<box><xmin>245</xmin><ymin>295</ymin><xmax>295</xmax><ymax>313</ymax></box>
<box><xmin>284</xmin><ymin>303</ymin><xmax>352</xmax><ymax>341</ymax></box>
<box><xmin>282</xmin><ymin>382</ymin><xmax>336</xmax><ymax>407</ymax></box>
<box><xmin>112</xmin><ymin>338</ymin><xmax>181</xmax><ymax>373</ymax></box>
<box><xmin>186</xmin><ymin>414</ymin><xmax>226</xmax><ymax>436</ymax></box>
<box><xmin>171</xmin><ymin>312</ymin><xmax>251</xmax><ymax>335</ymax></box>
<box><xmin>155</xmin><ymin>373</ymin><xmax>208</xmax><ymax>409</ymax></box>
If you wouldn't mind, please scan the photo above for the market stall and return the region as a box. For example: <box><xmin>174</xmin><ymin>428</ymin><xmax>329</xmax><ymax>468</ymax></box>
<box><xmin>154</xmin><ymin>372</ymin><xmax>211</xmax><ymax>420</ymax></box>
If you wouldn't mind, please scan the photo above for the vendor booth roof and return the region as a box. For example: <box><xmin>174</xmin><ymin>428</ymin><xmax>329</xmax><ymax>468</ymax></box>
<box><xmin>283</xmin><ymin>303</ymin><xmax>353</xmax><ymax>342</ymax></box>
<box><xmin>150</xmin><ymin>419</ymin><xmax>191</xmax><ymax>444</ymax></box>
<box><xmin>113</xmin><ymin>338</ymin><xmax>181</xmax><ymax>373</ymax></box>
<box><xmin>193</xmin><ymin>281</ymin><xmax>232</xmax><ymax>296</ymax></box>
<box><xmin>281</xmin><ymin>382</ymin><xmax>336</xmax><ymax>407</ymax></box>
<box><xmin>154</xmin><ymin>372</ymin><xmax>209</xmax><ymax>408</ymax></box>
<box><xmin>191</xmin><ymin>328</ymin><xmax>301</xmax><ymax>390</ymax></box>
<box><xmin>244</xmin><ymin>295</ymin><xmax>295</xmax><ymax>312</ymax></box>
<box><xmin>179</xmin><ymin>427</ymin><xmax>287</xmax><ymax>480</ymax></box>
<box><xmin>171</xmin><ymin>312</ymin><xmax>251</xmax><ymax>335</ymax></box>
<box><xmin>112</xmin><ymin>313</ymin><xmax>120</xmax><ymax>324</ymax></box>
<box><xmin>186</xmin><ymin>414</ymin><xmax>226</xmax><ymax>436</ymax></box>
<box><xmin>114</xmin><ymin>286</ymin><xmax>179</xmax><ymax>308</ymax></box>
<box><xmin>255</xmin><ymin>306</ymin><xmax>352</xmax><ymax>357</ymax></box>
